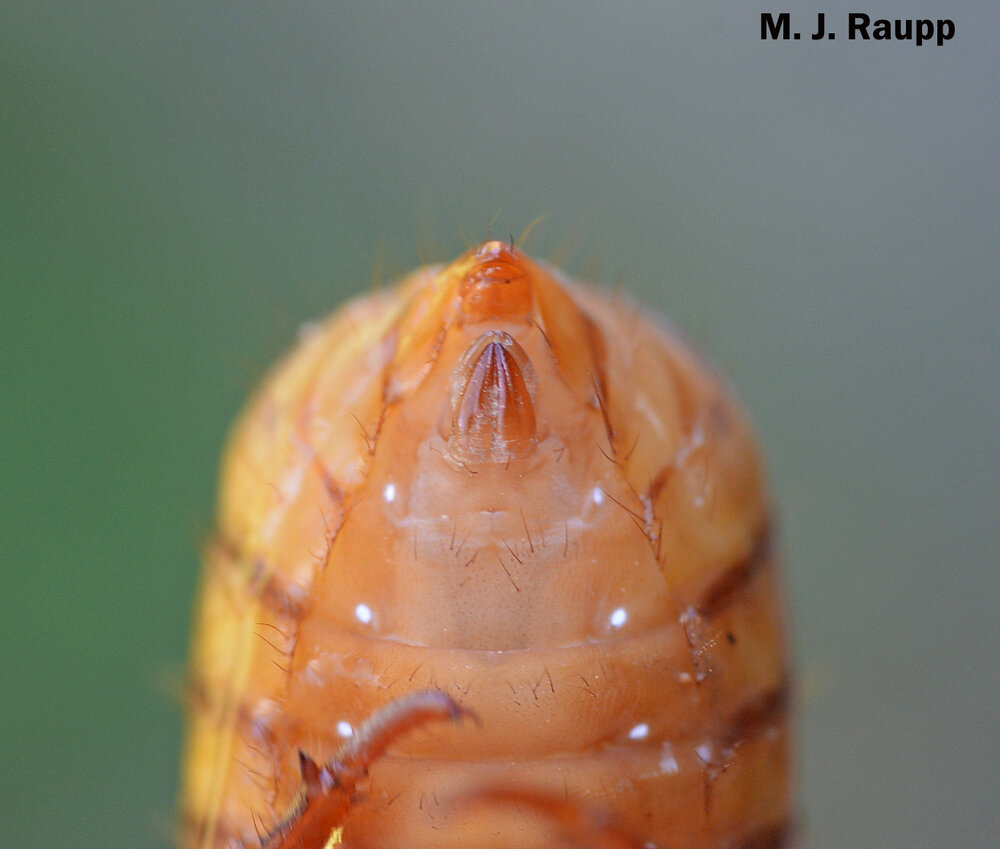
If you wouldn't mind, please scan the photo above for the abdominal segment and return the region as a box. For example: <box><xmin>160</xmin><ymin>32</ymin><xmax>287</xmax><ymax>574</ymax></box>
<box><xmin>180</xmin><ymin>241</ymin><xmax>792</xmax><ymax>849</ymax></box>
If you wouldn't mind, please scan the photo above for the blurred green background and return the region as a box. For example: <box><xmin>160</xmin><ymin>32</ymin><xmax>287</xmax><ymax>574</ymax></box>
<box><xmin>2</xmin><ymin>3</ymin><xmax>997</xmax><ymax>847</ymax></box>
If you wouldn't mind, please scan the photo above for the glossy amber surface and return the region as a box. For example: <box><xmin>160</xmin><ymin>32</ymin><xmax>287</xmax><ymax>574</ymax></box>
<box><xmin>180</xmin><ymin>241</ymin><xmax>792</xmax><ymax>849</ymax></box>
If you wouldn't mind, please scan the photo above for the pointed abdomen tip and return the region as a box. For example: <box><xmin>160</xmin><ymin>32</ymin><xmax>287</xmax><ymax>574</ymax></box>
<box><xmin>458</xmin><ymin>241</ymin><xmax>533</xmax><ymax>323</ymax></box>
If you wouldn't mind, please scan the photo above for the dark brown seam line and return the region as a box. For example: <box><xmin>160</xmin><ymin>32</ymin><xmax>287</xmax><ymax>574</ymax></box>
<box><xmin>720</xmin><ymin>676</ymin><xmax>791</xmax><ymax>750</ymax></box>
<box><xmin>257</xmin><ymin>573</ymin><xmax>306</xmax><ymax>619</ymax></box>
<box><xmin>208</xmin><ymin>530</ymin><xmax>243</xmax><ymax>565</ymax></box>
<box><xmin>697</xmin><ymin>520</ymin><xmax>773</xmax><ymax>618</ymax></box>
<box><xmin>733</xmin><ymin>817</ymin><xmax>794</xmax><ymax>849</ymax></box>
<box><xmin>207</xmin><ymin>528</ymin><xmax>310</xmax><ymax>621</ymax></box>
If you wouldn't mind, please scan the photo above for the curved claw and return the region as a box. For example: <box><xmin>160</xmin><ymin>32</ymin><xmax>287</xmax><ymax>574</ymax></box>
<box><xmin>261</xmin><ymin>691</ymin><xmax>474</xmax><ymax>849</ymax></box>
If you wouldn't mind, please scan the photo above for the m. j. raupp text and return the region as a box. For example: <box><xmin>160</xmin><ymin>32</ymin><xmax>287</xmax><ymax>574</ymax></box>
<box><xmin>761</xmin><ymin>13</ymin><xmax>955</xmax><ymax>45</ymax></box>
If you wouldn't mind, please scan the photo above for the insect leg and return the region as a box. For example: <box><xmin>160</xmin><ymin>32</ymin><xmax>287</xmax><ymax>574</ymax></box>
<box><xmin>261</xmin><ymin>692</ymin><xmax>474</xmax><ymax>849</ymax></box>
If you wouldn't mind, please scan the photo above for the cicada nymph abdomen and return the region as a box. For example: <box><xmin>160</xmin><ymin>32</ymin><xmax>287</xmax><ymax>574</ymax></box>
<box><xmin>181</xmin><ymin>240</ymin><xmax>792</xmax><ymax>849</ymax></box>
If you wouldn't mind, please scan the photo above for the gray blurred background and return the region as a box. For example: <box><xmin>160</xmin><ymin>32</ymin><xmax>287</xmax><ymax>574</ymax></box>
<box><xmin>2</xmin><ymin>2</ymin><xmax>997</xmax><ymax>847</ymax></box>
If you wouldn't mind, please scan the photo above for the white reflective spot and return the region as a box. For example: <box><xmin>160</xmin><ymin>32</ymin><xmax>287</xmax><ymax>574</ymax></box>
<box><xmin>628</xmin><ymin>723</ymin><xmax>649</xmax><ymax>740</ymax></box>
<box><xmin>337</xmin><ymin>721</ymin><xmax>354</xmax><ymax>738</ymax></box>
<box><xmin>383</xmin><ymin>482</ymin><xmax>396</xmax><ymax>503</ymax></box>
<box><xmin>659</xmin><ymin>742</ymin><xmax>679</xmax><ymax>774</ymax></box>
<box><xmin>609</xmin><ymin>607</ymin><xmax>628</xmax><ymax>628</ymax></box>
<box><xmin>355</xmin><ymin>603</ymin><xmax>372</xmax><ymax>624</ymax></box>
<box><xmin>592</xmin><ymin>486</ymin><xmax>604</xmax><ymax>505</ymax></box>
<box><xmin>696</xmin><ymin>743</ymin><xmax>713</xmax><ymax>763</ymax></box>
<box><xmin>302</xmin><ymin>659</ymin><xmax>324</xmax><ymax>688</ymax></box>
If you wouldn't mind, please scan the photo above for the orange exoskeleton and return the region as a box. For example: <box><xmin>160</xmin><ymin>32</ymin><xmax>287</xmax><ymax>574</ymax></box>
<box><xmin>180</xmin><ymin>240</ymin><xmax>793</xmax><ymax>849</ymax></box>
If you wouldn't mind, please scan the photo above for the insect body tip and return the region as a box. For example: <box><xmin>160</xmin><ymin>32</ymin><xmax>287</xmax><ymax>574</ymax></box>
<box><xmin>457</xmin><ymin>240</ymin><xmax>533</xmax><ymax>323</ymax></box>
